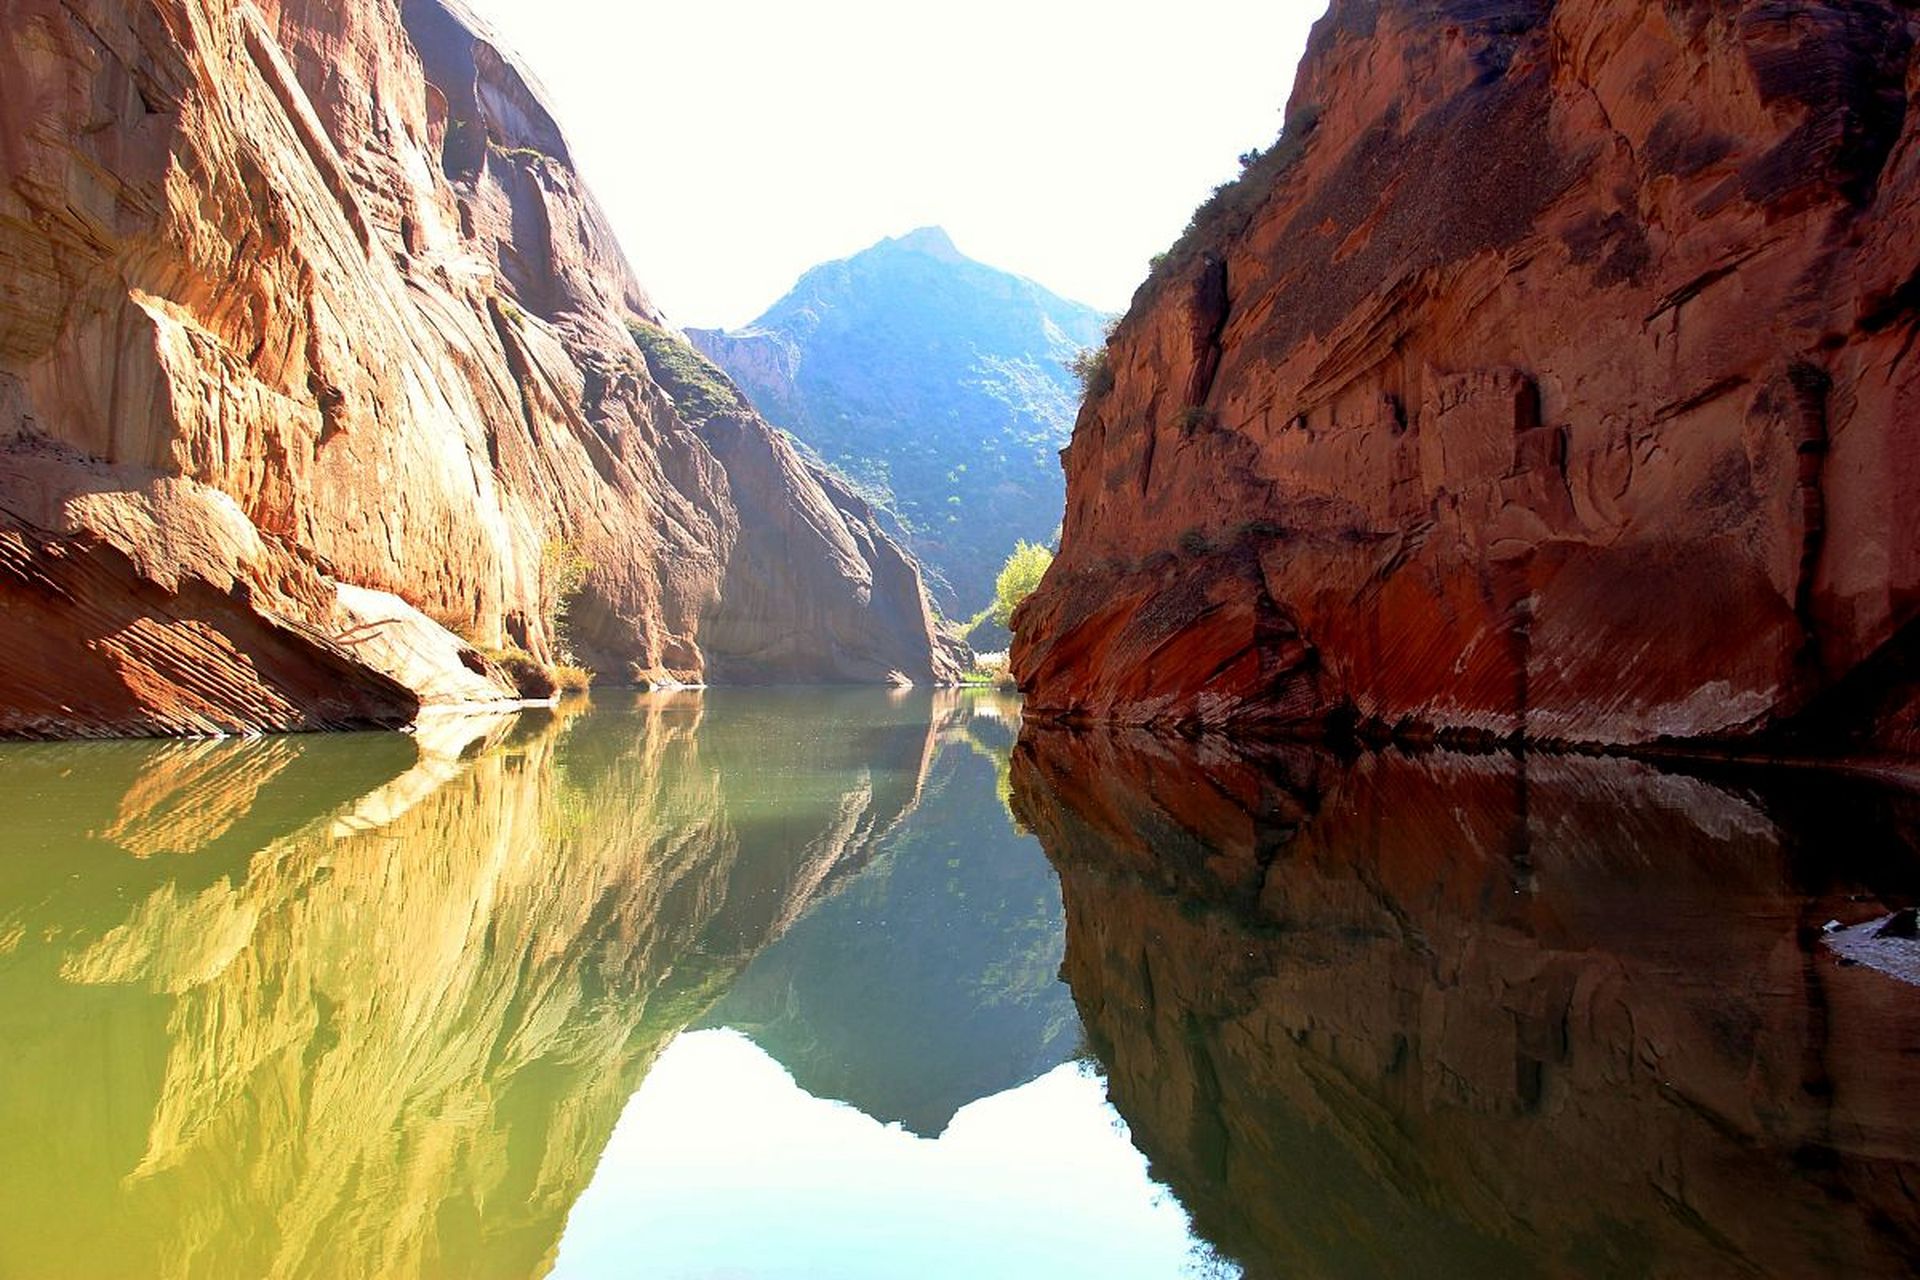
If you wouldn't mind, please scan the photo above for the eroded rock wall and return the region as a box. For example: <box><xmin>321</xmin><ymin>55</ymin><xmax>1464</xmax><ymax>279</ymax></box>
<box><xmin>0</xmin><ymin>0</ymin><xmax>953</xmax><ymax>737</ymax></box>
<box><xmin>1014</xmin><ymin>0</ymin><xmax>1920</xmax><ymax>753</ymax></box>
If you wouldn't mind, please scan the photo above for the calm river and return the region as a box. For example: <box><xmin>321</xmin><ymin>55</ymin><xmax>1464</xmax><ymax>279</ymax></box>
<box><xmin>1</xmin><ymin>690</ymin><xmax>1916</xmax><ymax>1277</ymax></box>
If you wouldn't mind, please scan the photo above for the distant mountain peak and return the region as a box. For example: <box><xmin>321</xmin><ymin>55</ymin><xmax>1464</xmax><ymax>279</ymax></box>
<box><xmin>885</xmin><ymin>226</ymin><xmax>967</xmax><ymax>264</ymax></box>
<box><xmin>691</xmin><ymin>234</ymin><xmax>1110</xmax><ymax>618</ymax></box>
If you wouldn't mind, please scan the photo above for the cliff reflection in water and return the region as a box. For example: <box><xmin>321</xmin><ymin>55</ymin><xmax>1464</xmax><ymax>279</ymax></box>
<box><xmin>1012</xmin><ymin>730</ymin><xmax>1920</xmax><ymax>1280</ymax></box>
<box><xmin>0</xmin><ymin>692</ymin><xmax>953</xmax><ymax>1280</ymax></box>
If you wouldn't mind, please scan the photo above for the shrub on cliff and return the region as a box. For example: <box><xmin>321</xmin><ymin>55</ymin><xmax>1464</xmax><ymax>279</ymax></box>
<box><xmin>627</xmin><ymin>321</ymin><xmax>752</xmax><ymax>427</ymax></box>
<box><xmin>1067</xmin><ymin>347</ymin><xmax>1113</xmax><ymax>401</ymax></box>
<box><xmin>991</xmin><ymin>540</ymin><xmax>1054</xmax><ymax>631</ymax></box>
<box><xmin>1144</xmin><ymin>101</ymin><xmax>1325</xmax><ymax>298</ymax></box>
<box><xmin>542</xmin><ymin>536</ymin><xmax>591</xmax><ymax>656</ymax></box>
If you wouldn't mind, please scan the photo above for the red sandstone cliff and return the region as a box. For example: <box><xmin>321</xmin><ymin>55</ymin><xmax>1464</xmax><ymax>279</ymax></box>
<box><xmin>0</xmin><ymin>0</ymin><xmax>958</xmax><ymax>738</ymax></box>
<box><xmin>1014</xmin><ymin>0</ymin><xmax>1920</xmax><ymax>754</ymax></box>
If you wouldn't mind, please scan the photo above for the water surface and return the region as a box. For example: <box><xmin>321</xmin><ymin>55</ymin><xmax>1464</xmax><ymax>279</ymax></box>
<box><xmin>2</xmin><ymin>692</ymin><xmax>1918</xmax><ymax>1278</ymax></box>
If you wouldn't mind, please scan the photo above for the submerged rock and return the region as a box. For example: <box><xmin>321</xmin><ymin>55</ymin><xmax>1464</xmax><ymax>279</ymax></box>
<box><xmin>0</xmin><ymin>0</ymin><xmax>956</xmax><ymax>738</ymax></box>
<box><xmin>1875</xmin><ymin>906</ymin><xmax>1920</xmax><ymax>938</ymax></box>
<box><xmin>1014</xmin><ymin>0</ymin><xmax>1920</xmax><ymax>756</ymax></box>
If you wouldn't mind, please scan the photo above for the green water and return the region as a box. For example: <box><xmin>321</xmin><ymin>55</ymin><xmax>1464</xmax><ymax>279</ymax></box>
<box><xmin>3</xmin><ymin>691</ymin><xmax>1919</xmax><ymax>1278</ymax></box>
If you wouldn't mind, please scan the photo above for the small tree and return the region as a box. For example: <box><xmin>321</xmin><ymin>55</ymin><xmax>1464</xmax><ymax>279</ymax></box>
<box><xmin>541</xmin><ymin>537</ymin><xmax>592</xmax><ymax>656</ymax></box>
<box><xmin>992</xmin><ymin>540</ymin><xmax>1054</xmax><ymax>630</ymax></box>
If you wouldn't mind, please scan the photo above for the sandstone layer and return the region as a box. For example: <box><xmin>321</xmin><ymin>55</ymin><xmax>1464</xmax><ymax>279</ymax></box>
<box><xmin>1013</xmin><ymin>729</ymin><xmax>1920</xmax><ymax>1277</ymax></box>
<box><xmin>1014</xmin><ymin>0</ymin><xmax>1920</xmax><ymax>754</ymax></box>
<box><xmin>0</xmin><ymin>0</ymin><xmax>956</xmax><ymax>738</ymax></box>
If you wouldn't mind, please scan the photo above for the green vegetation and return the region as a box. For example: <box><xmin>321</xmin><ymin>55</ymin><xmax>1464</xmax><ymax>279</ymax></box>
<box><xmin>487</xmin><ymin>142</ymin><xmax>552</xmax><ymax>165</ymax></box>
<box><xmin>476</xmin><ymin>642</ymin><xmax>591</xmax><ymax>699</ymax></box>
<box><xmin>541</xmin><ymin>537</ymin><xmax>591</xmax><ymax>653</ymax></box>
<box><xmin>480</xmin><ymin>645</ymin><xmax>557</xmax><ymax>699</ymax></box>
<box><xmin>991</xmin><ymin>540</ymin><xmax>1054</xmax><ymax>631</ymax></box>
<box><xmin>959</xmin><ymin>651</ymin><xmax>1015</xmax><ymax>689</ymax></box>
<box><xmin>1067</xmin><ymin>346</ymin><xmax>1114</xmax><ymax>400</ymax></box>
<box><xmin>626</xmin><ymin>321</ymin><xmax>751</xmax><ymax>427</ymax></box>
<box><xmin>687</xmin><ymin>232</ymin><xmax>1110</xmax><ymax>619</ymax></box>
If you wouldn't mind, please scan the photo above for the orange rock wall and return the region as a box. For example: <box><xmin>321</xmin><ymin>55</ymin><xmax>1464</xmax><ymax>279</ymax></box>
<box><xmin>1015</xmin><ymin>0</ymin><xmax>1920</xmax><ymax>753</ymax></box>
<box><xmin>0</xmin><ymin>0</ymin><xmax>954</xmax><ymax>736</ymax></box>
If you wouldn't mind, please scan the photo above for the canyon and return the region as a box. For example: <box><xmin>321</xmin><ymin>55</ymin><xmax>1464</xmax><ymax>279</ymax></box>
<box><xmin>9</xmin><ymin>0</ymin><xmax>1920</xmax><ymax>1274</ymax></box>
<box><xmin>0</xmin><ymin>0</ymin><xmax>956</xmax><ymax>740</ymax></box>
<box><xmin>1013</xmin><ymin>0</ymin><xmax>1920</xmax><ymax>758</ymax></box>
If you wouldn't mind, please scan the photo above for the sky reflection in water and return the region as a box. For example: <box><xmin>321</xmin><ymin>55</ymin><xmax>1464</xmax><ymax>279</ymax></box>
<box><xmin>555</xmin><ymin>1031</ymin><xmax>1228</xmax><ymax>1280</ymax></box>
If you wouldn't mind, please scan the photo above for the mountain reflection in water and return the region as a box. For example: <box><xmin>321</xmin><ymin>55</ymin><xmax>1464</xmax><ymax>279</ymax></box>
<box><xmin>701</xmin><ymin>700</ymin><xmax>1080</xmax><ymax>1137</ymax></box>
<box><xmin>1012</xmin><ymin>729</ymin><xmax>1920</xmax><ymax>1279</ymax></box>
<box><xmin>3</xmin><ymin>692</ymin><xmax>1919</xmax><ymax>1278</ymax></box>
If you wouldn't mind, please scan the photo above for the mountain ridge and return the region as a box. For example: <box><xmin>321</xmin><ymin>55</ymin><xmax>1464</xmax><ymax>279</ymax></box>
<box><xmin>691</xmin><ymin>227</ymin><xmax>1109</xmax><ymax>617</ymax></box>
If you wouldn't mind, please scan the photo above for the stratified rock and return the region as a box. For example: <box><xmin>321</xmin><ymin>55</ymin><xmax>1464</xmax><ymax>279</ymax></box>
<box><xmin>0</xmin><ymin>0</ymin><xmax>954</xmax><ymax>738</ymax></box>
<box><xmin>1013</xmin><ymin>0</ymin><xmax>1920</xmax><ymax>754</ymax></box>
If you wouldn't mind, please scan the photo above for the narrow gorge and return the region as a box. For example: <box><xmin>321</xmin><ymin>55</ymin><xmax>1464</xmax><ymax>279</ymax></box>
<box><xmin>6</xmin><ymin>0</ymin><xmax>1920</xmax><ymax>1276</ymax></box>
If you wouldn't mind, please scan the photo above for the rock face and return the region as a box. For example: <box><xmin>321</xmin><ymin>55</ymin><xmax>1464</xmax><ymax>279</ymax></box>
<box><xmin>1014</xmin><ymin>0</ymin><xmax>1920</xmax><ymax>754</ymax></box>
<box><xmin>0</xmin><ymin>0</ymin><xmax>956</xmax><ymax>738</ymax></box>
<box><xmin>1013</xmin><ymin>729</ymin><xmax>1920</xmax><ymax>1277</ymax></box>
<box><xmin>690</xmin><ymin>228</ymin><xmax>1109</xmax><ymax>619</ymax></box>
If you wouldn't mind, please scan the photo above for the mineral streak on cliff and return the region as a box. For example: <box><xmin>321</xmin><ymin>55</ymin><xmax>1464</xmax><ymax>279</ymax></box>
<box><xmin>1013</xmin><ymin>0</ymin><xmax>1920</xmax><ymax>755</ymax></box>
<box><xmin>0</xmin><ymin>0</ymin><xmax>955</xmax><ymax>739</ymax></box>
<box><xmin>0</xmin><ymin>693</ymin><xmax>945</xmax><ymax>1277</ymax></box>
<box><xmin>1012</xmin><ymin>728</ymin><xmax>1920</xmax><ymax>1278</ymax></box>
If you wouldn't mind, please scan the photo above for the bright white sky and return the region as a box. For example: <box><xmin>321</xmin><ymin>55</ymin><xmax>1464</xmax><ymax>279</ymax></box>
<box><xmin>458</xmin><ymin>0</ymin><xmax>1322</xmax><ymax>328</ymax></box>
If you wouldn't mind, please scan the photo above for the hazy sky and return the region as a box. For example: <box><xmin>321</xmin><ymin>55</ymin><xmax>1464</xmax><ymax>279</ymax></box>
<box><xmin>458</xmin><ymin>1</ymin><xmax>1322</xmax><ymax>328</ymax></box>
